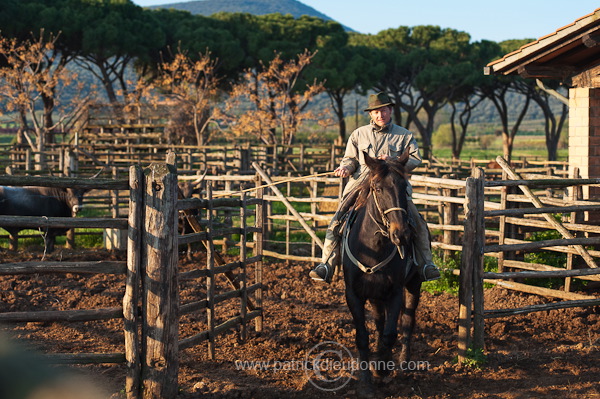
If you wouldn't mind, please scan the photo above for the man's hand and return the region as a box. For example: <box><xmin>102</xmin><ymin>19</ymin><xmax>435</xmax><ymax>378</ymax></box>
<box><xmin>334</xmin><ymin>166</ymin><xmax>350</xmax><ymax>178</ymax></box>
<box><xmin>378</xmin><ymin>155</ymin><xmax>391</xmax><ymax>161</ymax></box>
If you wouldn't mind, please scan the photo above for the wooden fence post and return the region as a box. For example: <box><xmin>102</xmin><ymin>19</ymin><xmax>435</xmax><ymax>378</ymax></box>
<box><xmin>64</xmin><ymin>147</ymin><xmax>77</xmax><ymax>249</ymax></box>
<box><xmin>566</xmin><ymin>167</ymin><xmax>583</xmax><ymax>292</ymax></box>
<box><xmin>25</xmin><ymin>148</ymin><xmax>32</xmax><ymax>171</ymax></box>
<box><xmin>124</xmin><ymin>165</ymin><xmax>143</xmax><ymax>399</ymax></box>
<box><xmin>330</xmin><ymin>142</ymin><xmax>336</xmax><ymax>171</ymax></box>
<box><xmin>206</xmin><ymin>184</ymin><xmax>216</xmax><ymax>360</ymax></box>
<box><xmin>254</xmin><ymin>175</ymin><xmax>264</xmax><ymax>333</ymax></box>
<box><xmin>285</xmin><ymin>171</ymin><xmax>292</xmax><ymax>261</ymax></box>
<box><xmin>458</xmin><ymin>167</ymin><xmax>485</xmax><ymax>362</ymax></box>
<box><xmin>141</xmin><ymin>154</ymin><xmax>179</xmax><ymax>399</ymax></box>
<box><xmin>310</xmin><ymin>171</ymin><xmax>318</xmax><ymax>259</ymax></box>
<box><xmin>442</xmin><ymin>186</ymin><xmax>458</xmax><ymax>262</ymax></box>
<box><xmin>471</xmin><ymin>169</ymin><xmax>486</xmax><ymax>351</ymax></box>
<box><xmin>240</xmin><ymin>192</ymin><xmax>248</xmax><ymax>342</ymax></box>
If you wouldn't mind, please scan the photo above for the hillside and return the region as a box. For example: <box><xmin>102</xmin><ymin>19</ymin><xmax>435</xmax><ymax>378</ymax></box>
<box><xmin>146</xmin><ymin>0</ymin><xmax>355</xmax><ymax>31</ymax></box>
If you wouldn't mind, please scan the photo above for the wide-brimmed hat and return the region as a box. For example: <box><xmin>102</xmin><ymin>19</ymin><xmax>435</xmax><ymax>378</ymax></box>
<box><xmin>364</xmin><ymin>92</ymin><xmax>395</xmax><ymax>112</ymax></box>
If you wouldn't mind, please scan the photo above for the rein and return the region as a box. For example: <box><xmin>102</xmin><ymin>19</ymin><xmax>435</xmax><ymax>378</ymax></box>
<box><xmin>343</xmin><ymin>224</ymin><xmax>402</xmax><ymax>274</ymax></box>
<box><xmin>343</xmin><ymin>187</ymin><xmax>407</xmax><ymax>274</ymax></box>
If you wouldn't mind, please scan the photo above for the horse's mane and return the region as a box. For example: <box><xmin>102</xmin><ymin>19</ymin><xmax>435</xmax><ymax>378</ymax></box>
<box><xmin>354</xmin><ymin>158</ymin><xmax>408</xmax><ymax>210</ymax></box>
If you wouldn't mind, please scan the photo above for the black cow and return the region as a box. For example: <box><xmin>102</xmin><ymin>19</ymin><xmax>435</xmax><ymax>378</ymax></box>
<box><xmin>178</xmin><ymin>180</ymin><xmax>203</xmax><ymax>261</ymax></box>
<box><xmin>0</xmin><ymin>186</ymin><xmax>89</xmax><ymax>252</ymax></box>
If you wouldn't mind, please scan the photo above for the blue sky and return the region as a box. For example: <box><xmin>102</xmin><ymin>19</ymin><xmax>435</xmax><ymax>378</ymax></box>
<box><xmin>132</xmin><ymin>0</ymin><xmax>599</xmax><ymax>42</ymax></box>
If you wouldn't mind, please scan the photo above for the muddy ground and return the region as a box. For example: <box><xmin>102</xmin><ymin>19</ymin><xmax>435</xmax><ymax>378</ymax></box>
<box><xmin>0</xmin><ymin>247</ymin><xmax>599</xmax><ymax>398</ymax></box>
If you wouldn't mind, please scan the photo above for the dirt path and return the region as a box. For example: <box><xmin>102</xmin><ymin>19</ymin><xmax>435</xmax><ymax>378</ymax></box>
<box><xmin>1</xmin><ymin>249</ymin><xmax>599</xmax><ymax>398</ymax></box>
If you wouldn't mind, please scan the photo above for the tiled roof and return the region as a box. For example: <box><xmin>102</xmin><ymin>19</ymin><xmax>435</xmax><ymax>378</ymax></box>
<box><xmin>485</xmin><ymin>8</ymin><xmax>600</xmax><ymax>77</ymax></box>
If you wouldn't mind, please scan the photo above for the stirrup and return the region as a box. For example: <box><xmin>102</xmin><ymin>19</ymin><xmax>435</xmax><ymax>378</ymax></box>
<box><xmin>309</xmin><ymin>263</ymin><xmax>333</xmax><ymax>284</ymax></box>
<box><xmin>421</xmin><ymin>263</ymin><xmax>441</xmax><ymax>281</ymax></box>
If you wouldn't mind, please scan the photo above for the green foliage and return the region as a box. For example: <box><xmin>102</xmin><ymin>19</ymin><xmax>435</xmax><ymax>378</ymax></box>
<box><xmin>523</xmin><ymin>224</ymin><xmax>569</xmax><ymax>289</ymax></box>
<box><xmin>269</xmin><ymin>201</ymin><xmax>318</xmax><ymax>244</ymax></box>
<box><xmin>422</xmin><ymin>249</ymin><xmax>460</xmax><ymax>295</ymax></box>
<box><xmin>482</xmin><ymin>256</ymin><xmax>499</xmax><ymax>289</ymax></box>
<box><xmin>0</xmin><ymin>134</ymin><xmax>15</xmax><ymax>145</ymax></box>
<box><xmin>430</xmin><ymin>132</ymin><xmax>568</xmax><ymax>161</ymax></box>
<box><xmin>431</xmin><ymin>123</ymin><xmax>453</xmax><ymax>148</ymax></box>
<box><xmin>524</xmin><ymin>227</ymin><xmax>567</xmax><ymax>268</ymax></box>
<box><xmin>271</xmin><ymin>201</ymin><xmax>311</xmax><ymax>214</ymax></box>
<box><xmin>0</xmin><ymin>228</ymin><xmax>43</xmax><ymax>249</ymax></box>
<box><xmin>455</xmin><ymin>347</ymin><xmax>487</xmax><ymax>369</ymax></box>
<box><xmin>0</xmin><ymin>228</ymin><xmax>103</xmax><ymax>250</ymax></box>
<box><xmin>75</xmin><ymin>229</ymin><xmax>104</xmax><ymax>248</ymax></box>
<box><xmin>422</xmin><ymin>250</ymin><xmax>499</xmax><ymax>295</ymax></box>
<box><xmin>0</xmin><ymin>0</ymin><xmax>570</xmax><ymax>161</ymax></box>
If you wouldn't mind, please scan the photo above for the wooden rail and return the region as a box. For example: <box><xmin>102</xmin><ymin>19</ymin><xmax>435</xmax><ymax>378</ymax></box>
<box><xmin>0</xmin><ymin>156</ymin><xmax>265</xmax><ymax>399</ymax></box>
<box><xmin>457</xmin><ymin>157</ymin><xmax>600</xmax><ymax>364</ymax></box>
<box><xmin>2</xmin><ymin>146</ymin><xmax>598</xmax><ymax>393</ymax></box>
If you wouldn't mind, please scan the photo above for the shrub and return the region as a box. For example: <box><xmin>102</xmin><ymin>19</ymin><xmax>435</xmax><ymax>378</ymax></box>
<box><xmin>431</xmin><ymin>123</ymin><xmax>453</xmax><ymax>148</ymax></box>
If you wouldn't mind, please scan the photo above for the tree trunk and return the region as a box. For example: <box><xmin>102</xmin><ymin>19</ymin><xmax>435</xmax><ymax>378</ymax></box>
<box><xmin>34</xmin><ymin>128</ymin><xmax>47</xmax><ymax>171</ymax></box>
<box><xmin>42</xmin><ymin>92</ymin><xmax>55</xmax><ymax>144</ymax></box>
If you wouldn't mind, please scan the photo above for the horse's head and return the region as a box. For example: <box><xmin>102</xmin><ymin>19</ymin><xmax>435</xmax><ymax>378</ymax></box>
<box><xmin>357</xmin><ymin>151</ymin><xmax>411</xmax><ymax>247</ymax></box>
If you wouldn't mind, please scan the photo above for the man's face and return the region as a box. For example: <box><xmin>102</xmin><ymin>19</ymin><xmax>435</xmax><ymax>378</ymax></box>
<box><xmin>369</xmin><ymin>106</ymin><xmax>392</xmax><ymax>127</ymax></box>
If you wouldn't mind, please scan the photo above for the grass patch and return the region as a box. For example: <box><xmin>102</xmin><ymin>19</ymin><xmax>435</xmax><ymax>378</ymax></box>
<box><xmin>423</xmin><ymin>250</ymin><xmax>499</xmax><ymax>295</ymax></box>
<box><xmin>0</xmin><ymin>227</ymin><xmax>104</xmax><ymax>250</ymax></box>
<box><xmin>455</xmin><ymin>346</ymin><xmax>487</xmax><ymax>369</ymax></box>
<box><xmin>422</xmin><ymin>249</ymin><xmax>461</xmax><ymax>295</ymax></box>
<box><xmin>75</xmin><ymin>229</ymin><xmax>104</xmax><ymax>248</ymax></box>
<box><xmin>430</xmin><ymin>131</ymin><xmax>568</xmax><ymax>161</ymax></box>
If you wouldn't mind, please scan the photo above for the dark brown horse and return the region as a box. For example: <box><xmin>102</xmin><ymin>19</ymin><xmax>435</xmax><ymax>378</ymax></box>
<box><xmin>342</xmin><ymin>151</ymin><xmax>422</xmax><ymax>396</ymax></box>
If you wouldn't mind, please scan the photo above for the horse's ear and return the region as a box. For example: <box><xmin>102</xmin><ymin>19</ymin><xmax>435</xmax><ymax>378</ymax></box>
<box><xmin>396</xmin><ymin>149</ymin><xmax>411</xmax><ymax>167</ymax></box>
<box><xmin>363</xmin><ymin>151</ymin><xmax>380</xmax><ymax>170</ymax></box>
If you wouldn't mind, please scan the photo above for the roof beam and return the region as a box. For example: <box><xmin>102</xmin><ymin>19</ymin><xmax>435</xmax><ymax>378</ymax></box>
<box><xmin>583</xmin><ymin>33</ymin><xmax>600</xmax><ymax>48</ymax></box>
<box><xmin>571</xmin><ymin>64</ymin><xmax>600</xmax><ymax>88</ymax></box>
<box><xmin>536</xmin><ymin>79</ymin><xmax>569</xmax><ymax>105</ymax></box>
<box><xmin>517</xmin><ymin>65</ymin><xmax>576</xmax><ymax>79</ymax></box>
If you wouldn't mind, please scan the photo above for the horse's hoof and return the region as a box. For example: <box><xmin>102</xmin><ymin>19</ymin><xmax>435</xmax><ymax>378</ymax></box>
<box><xmin>357</xmin><ymin>384</ymin><xmax>376</xmax><ymax>398</ymax></box>
<box><xmin>373</xmin><ymin>365</ymin><xmax>392</xmax><ymax>378</ymax></box>
<box><xmin>372</xmin><ymin>357</ymin><xmax>394</xmax><ymax>378</ymax></box>
<box><xmin>356</xmin><ymin>370</ymin><xmax>376</xmax><ymax>398</ymax></box>
<box><xmin>372</xmin><ymin>348</ymin><xmax>394</xmax><ymax>378</ymax></box>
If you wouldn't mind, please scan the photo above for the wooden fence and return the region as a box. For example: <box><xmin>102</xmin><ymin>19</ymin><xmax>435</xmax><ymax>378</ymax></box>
<box><xmin>188</xmin><ymin>158</ymin><xmax>600</xmax><ymax>365</ymax></box>
<box><xmin>457</xmin><ymin>157</ymin><xmax>600</xmax><ymax>362</ymax></box>
<box><xmin>0</xmin><ymin>141</ymin><xmax>569</xmax><ymax>178</ymax></box>
<box><xmin>0</xmin><ymin>154</ymin><xmax>264</xmax><ymax>399</ymax></box>
<box><xmin>3</xmin><ymin>149</ymin><xmax>600</xmax><ymax>392</ymax></box>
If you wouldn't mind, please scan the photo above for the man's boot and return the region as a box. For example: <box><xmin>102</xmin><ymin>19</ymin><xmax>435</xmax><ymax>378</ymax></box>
<box><xmin>309</xmin><ymin>188</ymin><xmax>358</xmax><ymax>283</ymax></box>
<box><xmin>309</xmin><ymin>236</ymin><xmax>340</xmax><ymax>283</ymax></box>
<box><xmin>408</xmin><ymin>201</ymin><xmax>441</xmax><ymax>281</ymax></box>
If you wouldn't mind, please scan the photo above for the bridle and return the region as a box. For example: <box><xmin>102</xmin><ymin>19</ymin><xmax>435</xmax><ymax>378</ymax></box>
<box><xmin>343</xmin><ymin>182</ymin><xmax>408</xmax><ymax>274</ymax></box>
<box><xmin>370</xmin><ymin>186</ymin><xmax>407</xmax><ymax>236</ymax></box>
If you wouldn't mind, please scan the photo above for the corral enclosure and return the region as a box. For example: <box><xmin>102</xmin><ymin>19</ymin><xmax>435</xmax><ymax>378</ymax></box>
<box><xmin>1</xmin><ymin>118</ymin><xmax>600</xmax><ymax>397</ymax></box>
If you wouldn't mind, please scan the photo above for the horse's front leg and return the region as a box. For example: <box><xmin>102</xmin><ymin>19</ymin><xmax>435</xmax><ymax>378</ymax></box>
<box><xmin>371</xmin><ymin>300</ymin><xmax>396</xmax><ymax>378</ymax></box>
<box><xmin>374</xmin><ymin>289</ymin><xmax>403</xmax><ymax>377</ymax></box>
<box><xmin>399</xmin><ymin>277</ymin><xmax>422</xmax><ymax>363</ymax></box>
<box><xmin>345</xmin><ymin>290</ymin><xmax>374</xmax><ymax>397</ymax></box>
<box><xmin>371</xmin><ymin>300</ymin><xmax>386</xmax><ymax>355</ymax></box>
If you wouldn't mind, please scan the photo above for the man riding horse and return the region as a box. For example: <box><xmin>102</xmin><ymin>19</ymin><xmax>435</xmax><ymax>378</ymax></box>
<box><xmin>309</xmin><ymin>92</ymin><xmax>440</xmax><ymax>283</ymax></box>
